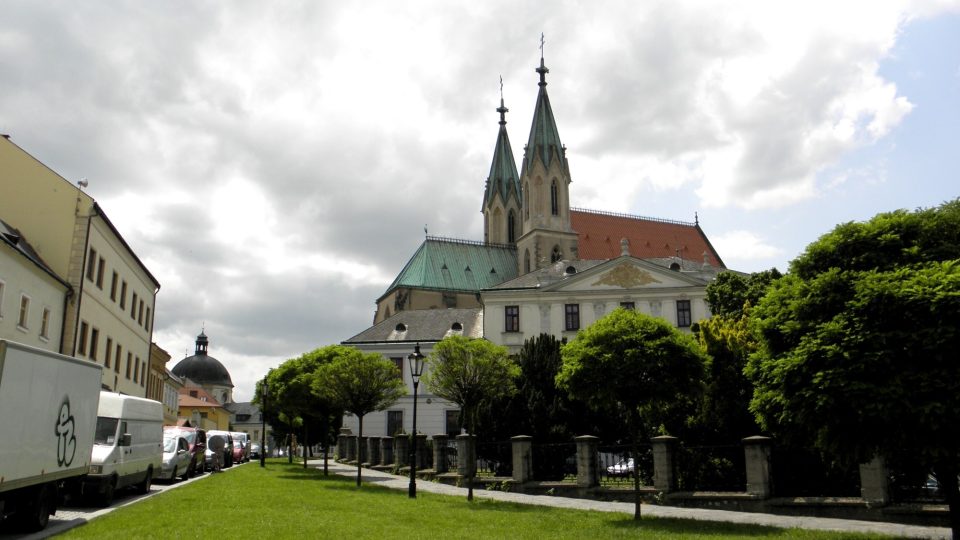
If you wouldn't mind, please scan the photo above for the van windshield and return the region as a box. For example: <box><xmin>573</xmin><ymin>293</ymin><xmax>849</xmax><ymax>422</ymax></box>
<box><xmin>95</xmin><ymin>417</ymin><xmax>119</xmax><ymax>445</ymax></box>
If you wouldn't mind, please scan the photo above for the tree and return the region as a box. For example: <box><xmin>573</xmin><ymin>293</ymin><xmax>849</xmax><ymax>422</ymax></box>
<box><xmin>747</xmin><ymin>200</ymin><xmax>960</xmax><ymax>537</ymax></box>
<box><xmin>314</xmin><ymin>346</ymin><xmax>406</xmax><ymax>486</ymax></box>
<box><xmin>705</xmin><ymin>268</ymin><xmax>782</xmax><ymax>319</ymax></box>
<box><xmin>420</xmin><ymin>335</ymin><xmax>519</xmax><ymax>501</ymax></box>
<box><xmin>557</xmin><ymin>308</ymin><xmax>707</xmax><ymax>520</ymax></box>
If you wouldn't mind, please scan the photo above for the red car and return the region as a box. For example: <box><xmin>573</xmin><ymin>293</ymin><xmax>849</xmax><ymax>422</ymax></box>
<box><xmin>231</xmin><ymin>440</ymin><xmax>245</xmax><ymax>464</ymax></box>
<box><xmin>164</xmin><ymin>426</ymin><xmax>206</xmax><ymax>477</ymax></box>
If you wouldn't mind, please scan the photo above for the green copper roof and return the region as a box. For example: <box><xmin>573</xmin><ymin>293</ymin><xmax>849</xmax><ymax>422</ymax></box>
<box><xmin>384</xmin><ymin>237</ymin><xmax>518</xmax><ymax>294</ymax></box>
<box><xmin>522</xmin><ymin>57</ymin><xmax>567</xmax><ymax>178</ymax></box>
<box><xmin>482</xmin><ymin>98</ymin><xmax>521</xmax><ymax>210</ymax></box>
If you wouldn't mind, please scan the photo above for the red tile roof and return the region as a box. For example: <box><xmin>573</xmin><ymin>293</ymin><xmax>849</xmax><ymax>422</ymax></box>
<box><xmin>571</xmin><ymin>209</ymin><xmax>725</xmax><ymax>268</ymax></box>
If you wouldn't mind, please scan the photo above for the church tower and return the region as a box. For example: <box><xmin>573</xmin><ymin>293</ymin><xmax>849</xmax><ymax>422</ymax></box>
<box><xmin>482</xmin><ymin>89</ymin><xmax>522</xmax><ymax>245</ymax></box>
<box><xmin>515</xmin><ymin>51</ymin><xmax>578</xmax><ymax>274</ymax></box>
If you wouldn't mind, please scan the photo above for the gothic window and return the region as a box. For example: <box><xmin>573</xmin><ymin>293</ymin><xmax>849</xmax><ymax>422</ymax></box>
<box><xmin>550</xmin><ymin>179</ymin><xmax>559</xmax><ymax>215</ymax></box>
<box><xmin>551</xmin><ymin>245</ymin><xmax>563</xmax><ymax>263</ymax></box>
<box><xmin>524</xmin><ymin>182</ymin><xmax>530</xmax><ymax>219</ymax></box>
<box><xmin>507</xmin><ymin>210</ymin><xmax>516</xmax><ymax>243</ymax></box>
<box><xmin>524</xmin><ymin>250</ymin><xmax>531</xmax><ymax>274</ymax></box>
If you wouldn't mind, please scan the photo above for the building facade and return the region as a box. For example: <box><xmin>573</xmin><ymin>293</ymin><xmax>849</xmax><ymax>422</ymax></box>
<box><xmin>0</xmin><ymin>135</ymin><xmax>160</xmax><ymax>396</ymax></box>
<box><xmin>0</xmin><ymin>219</ymin><xmax>71</xmax><ymax>351</ymax></box>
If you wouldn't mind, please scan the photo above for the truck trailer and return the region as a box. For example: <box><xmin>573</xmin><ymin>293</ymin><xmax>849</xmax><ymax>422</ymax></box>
<box><xmin>0</xmin><ymin>339</ymin><xmax>102</xmax><ymax>531</ymax></box>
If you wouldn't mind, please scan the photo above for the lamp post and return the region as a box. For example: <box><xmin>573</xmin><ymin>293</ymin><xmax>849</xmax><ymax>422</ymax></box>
<box><xmin>260</xmin><ymin>377</ymin><xmax>269</xmax><ymax>468</ymax></box>
<box><xmin>407</xmin><ymin>343</ymin><xmax>425</xmax><ymax>498</ymax></box>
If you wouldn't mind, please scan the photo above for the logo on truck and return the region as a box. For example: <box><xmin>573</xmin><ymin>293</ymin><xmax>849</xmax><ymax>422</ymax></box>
<box><xmin>55</xmin><ymin>396</ymin><xmax>77</xmax><ymax>467</ymax></box>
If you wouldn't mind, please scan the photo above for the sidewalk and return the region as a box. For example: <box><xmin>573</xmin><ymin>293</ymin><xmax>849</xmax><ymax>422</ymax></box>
<box><xmin>311</xmin><ymin>460</ymin><xmax>951</xmax><ymax>540</ymax></box>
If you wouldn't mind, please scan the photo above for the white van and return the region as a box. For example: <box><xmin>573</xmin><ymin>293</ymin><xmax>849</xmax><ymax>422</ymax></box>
<box><xmin>82</xmin><ymin>392</ymin><xmax>163</xmax><ymax>505</ymax></box>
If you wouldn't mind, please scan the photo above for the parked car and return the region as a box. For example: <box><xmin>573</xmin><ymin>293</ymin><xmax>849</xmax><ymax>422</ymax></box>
<box><xmin>160</xmin><ymin>436</ymin><xmax>192</xmax><ymax>481</ymax></box>
<box><xmin>206</xmin><ymin>430</ymin><xmax>234</xmax><ymax>467</ymax></box>
<box><xmin>249</xmin><ymin>443</ymin><xmax>262</xmax><ymax>460</ymax></box>
<box><xmin>164</xmin><ymin>426</ymin><xmax>205</xmax><ymax>476</ymax></box>
<box><xmin>231</xmin><ymin>440</ymin><xmax>244</xmax><ymax>464</ymax></box>
<box><xmin>231</xmin><ymin>432</ymin><xmax>250</xmax><ymax>462</ymax></box>
<box><xmin>606</xmin><ymin>458</ymin><xmax>634</xmax><ymax>477</ymax></box>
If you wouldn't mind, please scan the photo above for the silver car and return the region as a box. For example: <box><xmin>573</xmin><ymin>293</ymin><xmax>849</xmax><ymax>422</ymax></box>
<box><xmin>160</xmin><ymin>435</ymin><xmax>192</xmax><ymax>481</ymax></box>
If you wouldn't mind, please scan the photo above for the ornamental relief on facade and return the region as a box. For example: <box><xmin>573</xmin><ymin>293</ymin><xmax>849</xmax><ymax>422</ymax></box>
<box><xmin>591</xmin><ymin>264</ymin><xmax>661</xmax><ymax>288</ymax></box>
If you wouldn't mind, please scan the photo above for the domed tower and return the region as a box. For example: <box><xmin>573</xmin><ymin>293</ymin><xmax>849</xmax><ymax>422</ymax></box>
<box><xmin>172</xmin><ymin>331</ymin><xmax>234</xmax><ymax>404</ymax></box>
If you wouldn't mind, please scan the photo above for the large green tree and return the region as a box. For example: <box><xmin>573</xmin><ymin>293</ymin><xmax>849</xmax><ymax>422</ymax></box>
<box><xmin>747</xmin><ymin>200</ymin><xmax>960</xmax><ymax>537</ymax></box>
<box><xmin>314</xmin><ymin>346</ymin><xmax>406</xmax><ymax>486</ymax></box>
<box><xmin>557</xmin><ymin>308</ymin><xmax>707</xmax><ymax>519</ymax></box>
<box><xmin>421</xmin><ymin>335</ymin><xmax>519</xmax><ymax>501</ymax></box>
<box><xmin>705</xmin><ymin>268</ymin><xmax>782</xmax><ymax>319</ymax></box>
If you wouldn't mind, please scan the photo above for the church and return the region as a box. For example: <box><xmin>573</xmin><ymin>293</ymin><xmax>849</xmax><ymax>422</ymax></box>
<box><xmin>343</xmin><ymin>51</ymin><xmax>734</xmax><ymax>439</ymax></box>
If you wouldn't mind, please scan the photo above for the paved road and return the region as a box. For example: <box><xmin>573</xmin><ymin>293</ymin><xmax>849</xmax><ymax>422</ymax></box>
<box><xmin>316</xmin><ymin>461</ymin><xmax>952</xmax><ymax>540</ymax></box>
<box><xmin>0</xmin><ymin>463</ymin><xmax>248</xmax><ymax>540</ymax></box>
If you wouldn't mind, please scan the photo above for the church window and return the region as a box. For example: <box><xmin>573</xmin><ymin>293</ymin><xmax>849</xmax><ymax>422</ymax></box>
<box><xmin>550</xmin><ymin>179</ymin><xmax>559</xmax><ymax>215</ymax></box>
<box><xmin>505</xmin><ymin>305</ymin><xmax>520</xmax><ymax>332</ymax></box>
<box><xmin>524</xmin><ymin>250</ymin><xmax>531</xmax><ymax>274</ymax></box>
<box><xmin>524</xmin><ymin>183</ymin><xmax>530</xmax><ymax>219</ymax></box>
<box><xmin>507</xmin><ymin>210</ymin><xmax>516</xmax><ymax>243</ymax></box>
<box><xmin>551</xmin><ymin>245</ymin><xmax>563</xmax><ymax>263</ymax></box>
<box><xmin>564</xmin><ymin>304</ymin><xmax>580</xmax><ymax>331</ymax></box>
<box><xmin>676</xmin><ymin>300</ymin><xmax>692</xmax><ymax>328</ymax></box>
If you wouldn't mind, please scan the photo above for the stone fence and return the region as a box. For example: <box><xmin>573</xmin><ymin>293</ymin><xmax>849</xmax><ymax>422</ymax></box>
<box><xmin>333</xmin><ymin>429</ymin><xmax>945</xmax><ymax>527</ymax></box>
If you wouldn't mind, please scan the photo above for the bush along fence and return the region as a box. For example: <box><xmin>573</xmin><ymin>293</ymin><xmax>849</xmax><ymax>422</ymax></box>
<box><xmin>333</xmin><ymin>429</ymin><xmax>948</xmax><ymax>528</ymax></box>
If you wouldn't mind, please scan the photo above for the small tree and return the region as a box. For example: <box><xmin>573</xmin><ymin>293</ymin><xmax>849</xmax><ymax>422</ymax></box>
<box><xmin>557</xmin><ymin>308</ymin><xmax>707</xmax><ymax>520</ymax></box>
<box><xmin>315</xmin><ymin>346</ymin><xmax>406</xmax><ymax>486</ymax></box>
<box><xmin>421</xmin><ymin>335</ymin><xmax>519</xmax><ymax>501</ymax></box>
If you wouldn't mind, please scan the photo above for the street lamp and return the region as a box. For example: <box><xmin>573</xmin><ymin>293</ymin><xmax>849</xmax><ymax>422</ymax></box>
<box><xmin>407</xmin><ymin>343</ymin><xmax>426</xmax><ymax>498</ymax></box>
<box><xmin>260</xmin><ymin>376</ymin><xmax>269</xmax><ymax>468</ymax></box>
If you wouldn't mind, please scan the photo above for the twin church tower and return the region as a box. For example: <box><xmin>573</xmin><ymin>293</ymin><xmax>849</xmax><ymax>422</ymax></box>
<box><xmin>482</xmin><ymin>53</ymin><xmax>578</xmax><ymax>275</ymax></box>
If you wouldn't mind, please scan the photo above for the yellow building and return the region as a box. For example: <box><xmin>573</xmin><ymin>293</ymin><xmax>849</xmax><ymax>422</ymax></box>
<box><xmin>0</xmin><ymin>135</ymin><xmax>160</xmax><ymax>396</ymax></box>
<box><xmin>178</xmin><ymin>386</ymin><xmax>230</xmax><ymax>431</ymax></box>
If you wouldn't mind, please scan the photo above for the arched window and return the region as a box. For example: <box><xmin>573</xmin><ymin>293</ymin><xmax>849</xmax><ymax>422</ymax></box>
<box><xmin>550</xmin><ymin>179</ymin><xmax>559</xmax><ymax>216</ymax></box>
<box><xmin>507</xmin><ymin>210</ymin><xmax>516</xmax><ymax>243</ymax></box>
<box><xmin>551</xmin><ymin>245</ymin><xmax>563</xmax><ymax>262</ymax></box>
<box><xmin>524</xmin><ymin>250</ymin><xmax>531</xmax><ymax>274</ymax></box>
<box><xmin>524</xmin><ymin>182</ymin><xmax>530</xmax><ymax>219</ymax></box>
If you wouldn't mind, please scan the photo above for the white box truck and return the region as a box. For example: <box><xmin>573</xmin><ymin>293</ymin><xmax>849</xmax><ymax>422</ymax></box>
<box><xmin>0</xmin><ymin>340</ymin><xmax>102</xmax><ymax>531</ymax></box>
<box><xmin>80</xmin><ymin>391</ymin><xmax>163</xmax><ymax>506</ymax></box>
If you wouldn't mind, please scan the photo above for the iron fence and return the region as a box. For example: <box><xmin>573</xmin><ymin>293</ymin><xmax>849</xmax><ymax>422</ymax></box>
<box><xmin>532</xmin><ymin>442</ymin><xmax>577</xmax><ymax>481</ymax></box>
<box><xmin>676</xmin><ymin>443</ymin><xmax>745</xmax><ymax>492</ymax></box>
<box><xmin>597</xmin><ymin>444</ymin><xmax>653</xmax><ymax>486</ymax></box>
<box><xmin>476</xmin><ymin>441</ymin><xmax>512</xmax><ymax>476</ymax></box>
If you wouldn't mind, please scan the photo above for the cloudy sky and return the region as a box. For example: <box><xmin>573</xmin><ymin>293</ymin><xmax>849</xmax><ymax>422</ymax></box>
<box><xmin>2</xmin><ymin>1</ymin><xmax>957</xmax><ymax>401</ymax></box>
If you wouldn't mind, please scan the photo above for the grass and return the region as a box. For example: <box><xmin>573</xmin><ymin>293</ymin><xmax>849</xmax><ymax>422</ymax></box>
<box><xmin>58</xmin><ymin>460</ymin><xmax>895</xmax><ymax>539</ymax></box>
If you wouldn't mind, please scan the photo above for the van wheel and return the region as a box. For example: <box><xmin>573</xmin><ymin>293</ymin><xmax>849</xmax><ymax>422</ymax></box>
<box><xmin>98</xmin><ymin>479</ymin><xmax>116</xmax><ymax>507</ymax></box>
<box><xmin>137</xmin><ymin>467</ymin><xmax>153</xmax><ymax>494</ymax></box>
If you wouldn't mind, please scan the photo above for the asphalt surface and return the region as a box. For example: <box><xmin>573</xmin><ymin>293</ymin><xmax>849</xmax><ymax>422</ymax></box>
<box><xmin>316</xmin><ymin>460</ymin><xmax>953</xmax><ymax>540</ymax></box>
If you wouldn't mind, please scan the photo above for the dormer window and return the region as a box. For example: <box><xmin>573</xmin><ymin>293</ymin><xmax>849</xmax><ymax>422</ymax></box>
<box><xmin>451</xmin><ymin>322</ymin><xmax>463</xmax><ymax>332</ymax></box>
<box><xmin>395</xmin><ymin>323</ymin><xmax>407</xmax><ymax>332</ymax></box>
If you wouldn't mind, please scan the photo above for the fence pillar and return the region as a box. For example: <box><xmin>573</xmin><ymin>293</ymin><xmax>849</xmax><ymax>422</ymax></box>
<box><xmin>743</xmin><ymin>436</ymin><xmax>773</xmax><ymax>498</ymax></box>
<box><xmin>366</xmin><ymin>437</ymin><xmax>380</xmax><ymax>466</ymax></box>
<box><xmin>394</xmin><ymin>434</ymin><xmax>409</xmax><ymax>469</ymax></box>
<box><xmin>511</xmin><ymin>435</ymin><xmax>533</xmax><ymax>483</ymax></box>
<box><xmin>380</xmin><ymin>436</ymin><xmax>393</xmax><ymax>466</ymax></box>
<box><xmin>456</xmin><ymin>434</ymin><xmax>476</xmax><ymax>478</ymax></box>
<box><xmin>415</xmin><ymin>433</ymin><xmax>430</xmax><ymax>470</ymax></box>
<box><xmin>346</xmin><ymin>435</ymin><xmax>357</xmax><ymax>462</ymax></box>
<box><xmin>859</xmin><ymin>456</ymin><xmax>890</xmax><ymax>505</ymax></box>
<box><xmin>432</xmin><ymin>434</ymin><xmax>449</xmax><ymax>473</ymax></box>
<box><xmin>575</xmin><ymin>435</ymin><xmax>600</xmax><ymax>488</ymax></box>
<box><xmin>357</xmin><ymin>436</ymin><xmax>367</xmax><ymax>465</ymax></box>
<box><xmin>651</xmin><ymin>435</ymin><xmax>678</xmax><ymax>493</ymax></box>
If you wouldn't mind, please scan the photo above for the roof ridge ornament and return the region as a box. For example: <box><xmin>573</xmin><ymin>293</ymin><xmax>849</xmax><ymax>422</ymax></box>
<box><xmin>497</xmin><ymin>75</ymin><xmax>508</xmax><ymax>126</ymax></box>
<box><xmin>537</xmin><ymin>33</ymin><xmax>548</xmax><ymax>87</ymax></box>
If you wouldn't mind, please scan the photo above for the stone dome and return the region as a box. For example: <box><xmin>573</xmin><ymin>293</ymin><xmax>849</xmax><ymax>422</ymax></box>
<box><xmin>171</xmin><ymin>331</ymin><xmax>234</xmax><ymax>388</ymax></box>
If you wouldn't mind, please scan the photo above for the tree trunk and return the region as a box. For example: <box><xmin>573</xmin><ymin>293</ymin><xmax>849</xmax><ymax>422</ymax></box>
<box><xmin>303</xmin><ymin>424</ymin><xmax>309</xmax><ymax>469</ymax></box>
<box><xmin>322</xmin><ymin>416</ymin><xmax>329</xmax><ymax>476</ymax></box>
<box><xmin>935</xmin><ymin>460</ymin><xmax>959</xmax><ymax>540</ymax></box>
<box><xmin>632</xmin><ymin>437</ymin><xmax>642</xmax><ymax>520</ymax></box>
<box><xmin>287</xmin><ymin>434</ymin><xmax>293</xmax><ymax>464</ymax></box>
<box><xmin>356</xmin><ymin>415</ymin><xmax>364</xmax><ymax>487</ymax></box>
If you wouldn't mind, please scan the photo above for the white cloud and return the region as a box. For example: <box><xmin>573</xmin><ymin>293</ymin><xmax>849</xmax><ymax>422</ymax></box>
<box><xmin>712</xmin><ymin>230</ymin><xmax>785</xmax><ymax>265</ymax></box>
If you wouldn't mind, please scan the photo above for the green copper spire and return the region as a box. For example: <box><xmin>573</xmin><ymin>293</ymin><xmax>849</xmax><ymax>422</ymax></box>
<box><xmin>522</xmin><ymin>48</ymin><xmax>566</xmax><ymax>178</ymax></box>
<box><xmin>482</xmin><ymin>80</ymin><xmax>521</xmax><ymax>210</ymax></box>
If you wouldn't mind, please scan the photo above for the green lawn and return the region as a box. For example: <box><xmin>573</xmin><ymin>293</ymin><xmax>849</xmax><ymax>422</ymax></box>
<box><xmin>58</xmin><ymin>460</ymin><xmax>892</xmax><ymax>539</ymax></box>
